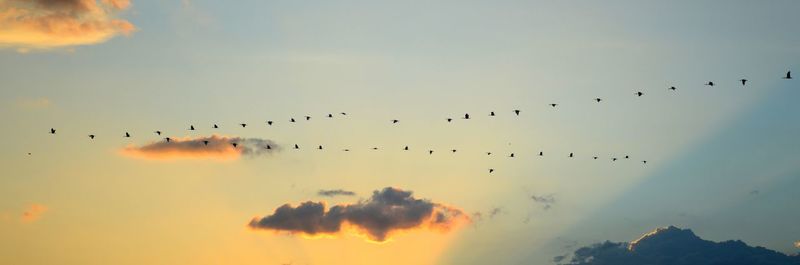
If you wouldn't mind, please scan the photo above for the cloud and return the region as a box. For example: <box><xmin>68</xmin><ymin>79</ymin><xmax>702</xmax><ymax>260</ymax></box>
<box><xmin>21</xmin><ymin>204</ymin><xmax>47</xmax><ymax>223</ymax></box>
<box><xmin>317</xmin><ymin>189</ymin><xmax>356</xmax><ymax>197</ymax></box>
<box><xmin>795</xmin><ymin>241</ymin><xmax>800</xmax><ymax>249</ymax></box>
<box><xmin>15</xmin><ymin>97</ymin><xmax>51</xmax><ymax>109</ymax></box>
<box><xmin>557</xmin><ymin>226</ymin><xmax>800</xmax><ymax>265</ymax></box>
<box><xmin>249</xmin><ymin>187</ymin><xmax>469</xmax><ymax>242</ymax></box>
<box><xmin>0</xmin><ymin>0</ymin><xmax>136</xmax><ymax>52</ymax></box>
<box><xmin>120</xmin><ymin>135</ymin><xmax>279</xmax><ymax>161</ymax></box>
<box><xmin>531</xmin><ymin>194</ymin><xmax>556</xmax><ymax>210</ymax></box>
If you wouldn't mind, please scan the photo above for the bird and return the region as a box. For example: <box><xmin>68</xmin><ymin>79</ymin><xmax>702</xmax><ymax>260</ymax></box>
<box><xmin>490</xmin><ymin>111</ymin><xmax>496</xmax><ymax>116</ymax></box>
<box><xmin>189</xmin><ymin>125</ymin><xmax>195</xmax><ymax>131</ymax></box>
<box><xmin>635</xmin><ymin>91</ymin><xmax>644</xmax><ymax>97</ymax></box>
<box><xmin>240</xmin><ymin>123</ymin><xmax>247</xmax><ymax>128</ymax></box>
<box><xmin>392</xmin><ymin>119</ymin><xmax>399</xmax><ymax>124</ymax></box>
<box><xmin>539</xmin><ymin>151</ymin><xmax>543</xmax><ymax>156</ymax></box>
<box><xmin>88</xmin><ymin>134</ymin><xmax>95</xmax><ymax>139</ymax></box>
<box><xmin>705</xmin><ymin>81</ymin><xmax>715</xmax><ymax>86</ymax></box>
<box><xmin>340</xmin><ymin>112</ymin><xmax>347</xmax><ymax>115</ymax></box>
<box><xmin>305</xmin><ymin>116</ymin><xmax>311</xmax><ymax>121</ymax></box>
<box><xmin>290</xmin><ymin>118</ymin><xmax>296</xmax><ymax>123</ymax></box>
<box><xmin>318</xmin><ymin>145</ymin><xmax>323</xmax><ymax>150</ymax></box>
<box><xmin>267</xmin><ymin>121</ymin><xmax>273</xmax><ymax>126</ymax></box>
<box><xmin>569</xmin><ymin>153</ymin><xmax>574</xmax><ymax>158</ymax></box>
<box><xmin>429</xmin><ymin>150</ymin><xmax>434</xmax><ymax>155</ymax></box>
<box><xmin>124</xmin><ymin>132</ymin><xmax>130</xmax><ymax>138</ymax></box>
<box><xmin>668</xmin><ymin>86</ymin><xmax>677</xmax><ymax>91</ymax></box>
<box><xmin>463</xmin><ymin>113</ymin><xmax>470</xmax><ymax>119</ymax></box>
<box><xmin>489</xmin><ymin>169</ymin><xmax>494</xmax><ymax>173</ymax></box>
<box><xmin>213</xmin><ymin>124</ymin><xmax>219</xmax><ymax>129</ymax></box>
<box><xmin>165</xmin><ymin>137</ymin><xmax>171</xmax><ymax>143</ymax></box>
<box><xmin>203</xmin><ymin>140</ymin><xmax>209</xmax><ymax>146</ymax></box>
<box><xmin>27</xmin><ymin>152</ymin><xmax>31</xmax><ymax>156</ymax></box>
<box><xmin>593</xmin><ymin>156</ymin><xmax>598</xmax><ymax>159</ymax></box>
<box><xmin>740</xmin><ymin>79</ymin><xmax>748</xmax><ymax>86</ymax></box>
<box><xmin>232</xmin><ymin>143</ymin><xmax>238</xmax><ymax>148</ymax></box>
<box><xmin>486</xmin><ymin>152</ymin><xmax>492</xmax><ymax>155</ymax></box>
<box><xmin>294</xmin><ymin>144</ymin><xmax>299</xmax><ymax>149</ymax></box>
<box><xmin>549</xmin><ymin>103</ymin><xmax>558</xmax><ymax>107</ymax></box>
<box><xmin>446</xmin><ymin>118</ymin><xmax>453</xmax><ymax>122</ymax></box>
<box><xmin>642</xmin><ymin>160</ymin><xmax>648</xmax><ymax>164</ymax></box>
<box><xmin>624</xmin><ymin>155</ymin><xmax>630</xmax><ymax>159</ymax></box>
<box><xmin>612</xmin><ymin>157</ymin><xmax>618</xmax><ymax>161</ymax></box>
<box><xmin>451</xmin><ymin>149</ymin><xmax>457</xmax><ymax>153</ymax></box>
<box><xmin>595</xmin><ymin>98</ymin><xmax>602</xmax><ymax>102</ymax></box>
<box><xmin>327</xmin><ymin>114</ymin><xmax>333</xmax><ymax>118</ymax></box>
<box><xmin>266</xmin><ymin>145</ymin><xmax>271</xmax><ymax>150</ymax></box>
<box><xmin>49</xmin><ymin>128</ymin><xmax>56</xmax><ymax>134</ymax></box>
<box><xmin>514</xmin><ymin>109</ymin><xmax>521</xmax><ymax>115</ymax></box>
<box><xmin>509</xmin><ymin>153</ymin><xmax>515</xmax><ymax>158</ymax></box>
<box><xmin>343</xmin><ymin>149</ymin><xmax>350</xmax><ymax>152</ymax></box>
<box><xmin>155</xmin><ymin>131</ymin><xmax>162</xmax><ymax>135</ymax></box>
<box><xmin>404</xmin><ymin>146</ymin><xmax>409</xmax><ymax>151</ymax></box>
<box><xmin>372</xmin><ymin>147</ymin><xmax>379</xmax><ymax>150</ymax></box>
<box><xmin>785</xmin><ymin>71</ymin><xmax>793</xmax><ymax>79</ymax></box>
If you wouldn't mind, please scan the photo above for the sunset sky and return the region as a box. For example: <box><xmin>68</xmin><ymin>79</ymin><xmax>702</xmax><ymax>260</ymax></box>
<box><xmin>1</xmin><ymin>1</ymin><xmax>799</xmax><ymax>264</ymax></box>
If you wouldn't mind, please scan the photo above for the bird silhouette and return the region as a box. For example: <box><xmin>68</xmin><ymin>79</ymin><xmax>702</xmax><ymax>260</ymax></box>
<box><xmin>165</xmin><ymin>137</ymin><xmax>171</xmax><ymax>143</ymax></box>
<box><xmin>740</xmin><ymin>79</ymin><xmax>748</xmax><ymax>86</ymax></box>
<box><xmin>463</xmin><ymin>113</ymin><xmax>470</xmax><ymax>119</ymax></box>
<box><xmin>49</xmin><ymin>128</ymin><xmax>56</xmax><ymax>134</ymax></box>
<box><xmin>593</xmin><ymin>156</ymin><xmax>598</xmax><ymax>159</ymax></box>
<box><xmin>203</xmin><ymin>140</ymin><xmax>209</xmax><ymax>146</ymax></box>
<box><xmin>327</xmin><ymin>114</ymin><xmax>333</xmax><ymax>118</ymax></box>
<box><xmin>642</xmin><ymin>160</ymin><xmax>648</xmax><ymax>164</ymax></box>
<box><xmin>213</xmin><ymin>124</ymin><xmax>219</xmax><ymax>129</ymax></box>
<box><xmin>489</xmin><ymin>169</ymin><xmax>494</xmax><ymax>173</ymax></box>
<box><xmin>290</xmin><ymin>118</ymin><xmax>296</xmax><ymax>123</ymax></box>
<box><xmin>404</xmin><ymin>146</ymin><xmax>409</xmax><ymax>151</ymax></box>
<box><xmin>232</xmin><ymin>143</ymin><xmax>238</xmax><ymax>148</ymax></box>
<box><xmin>318</xmin><ymin>145</ymin><xmax>323</xmax><ymax>150</ymax></box>
<box><xmin>595</xmin><ymin>98</ymin><xmax>602</xmax><ymax>102</ymax></box>
<box><xmin>88</xmin><ymin>134</ymin><xmax>95</xmax><ymax>139</ymax></box>
<box><xmin>668</xmin><ymin>86</ymin><xmax>677</xmax><ymax>91</ymax></box>
<box><xmin>487</xmin><ymin>152</ymin><xmax>492</xmax><ymax>155</ymax></box>
<box><xmin>624</xmin><ymin>155</ymin><xmax>630</xmax><ymax>159</ymax></box>
<box><xmin>490</xmin><ymin>111</ymin><xmax>496</xmax><ymax>116</ymax></box>
<box><xmin>612</xmin><ymin>157</ymin><xmax>618</xmax><ymax>161</ymax></box>
<box><xmin>392</xmin><ymin>119</ymin><xmax>399</xmax><ymax>124</ymax></box>
<box><xmin>155</xmin><ymin>131</ymin><xmax>162</xmax><ymax>135</ymax></box>
<box><xmin>429</xmin><ymin>150</ymin><xmax>434</xmax><ymax>155</ymax></box>
<box><xmin>509</xmin><ymin>153</ymin><xmax>515</xmax><ymax>158</ymax></box>
<box><xmin>340</xmin><ymin>112</ymin><xmax>347</xmax><ymax>115</ymax></box>
<box><xmin>451</xmin><ymin>149</ymin><xmax>457</xmax><ymax>153</ymax></box>
<box><xmin>294</xmin><ymin>144</ymin><xmax>299</xmax><ymax>149</ymax></box>
<box><xmin>549</xmin><ymin>103</ymin><xmax>558</xmax><ymax>107</ymax></box>
<box><xmin>373</xmin><ymin>147</ymin><xmax>379</xmax><ymax>150</ymax></box>
<box><xmin>240</xmin><ymin>123</ymin><xmax>247</xmax><ymax>128</ymax></box>
<box><xmin>785</xmin><ymin>71</ymin><xmax>793</xmax><ymax>79</ymax></box>
<box><xmin>27</xmin><ymin>152</ymin><xmax>31</xmax><ymax>156</ymax></box>
<box><xmin>446</xmin><ymin>118</ymin><xmax>453</xmax><ymax>122</ymax></box>
<box><xmin>266</xmin><ymin>145</ymin><xmax>271</xmax><ymax>150</ymax></box>
<box><xmin>514</xmin><ymin>109</ymin><xmax>521</xmax><ymax>115</ymax></box>
<box><xmin>343</xmin><ymin>149</ymin><xmax>350</xmax><ymax>152</ymax></box>
<box><xmin>539</xmin><ymin>151</ymin><xmax>543</xmax><ymax>156</ymax></box>
<box><xmin>569</xmin><ymin>153</ymin><xmax>574</xmax><ymax>158</ymax></box>
<box><xmin>635</xmin><ymin>91</ymin><xmax>644</xmax><ymax>97</ymax></box>
<box><xmin>706</xmin><ymin>81</ymin><xmax>715</xmax><ymax>86</ymax></box>
<box><xmin>124</xmin><ymin>132</ymin><xmax>131</xmax><ymax>138</ymax></box>
<box><xmin>305</xmin><ymin>116</ymin><xmax>311</xmax><ymax>120</ymax></box>
<box><xmin>267</xmin><ymin>121</ymin><xmax>273</xmax><ymax>126</ymax></box>
<box><xmin>189</xmin><ymin>125</ymin><xmax>195</xmax><ymax>131</ymax></box>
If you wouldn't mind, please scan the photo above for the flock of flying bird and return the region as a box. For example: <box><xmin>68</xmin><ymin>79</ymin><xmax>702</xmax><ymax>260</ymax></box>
<box><xmin>39</xmin><ymin>71</ymin><xmax>794</xmax><ymax>173</ymax></box>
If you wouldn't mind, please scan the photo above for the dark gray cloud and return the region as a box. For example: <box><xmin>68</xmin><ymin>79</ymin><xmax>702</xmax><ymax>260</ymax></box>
<box><xmin>121</xmin><ymin>135</ymin><xmax>279</xmax><ymax>160</ymax></box>
<box><xmin>531</xmin><ymin>194</ymin><xmax>556</xmax><ymax>210</ymax></box>
<box><xmin>557</xmin><ymin>226</ymin><xmax>800</xmax><ymax>265</ymax></box>
<box><xmin>317</xmin><ymin>189</ymin><xmax>356</xmax><ymax>197</ymax></box>
<box><xmin>249</xmin><ymin>187</ymin><xmax>468</xmax><ymax>242</ymax></box>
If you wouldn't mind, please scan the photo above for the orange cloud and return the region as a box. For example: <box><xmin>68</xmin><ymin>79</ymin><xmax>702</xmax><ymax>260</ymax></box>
<box><xmin>249</xmin><ymin>187</ymin><xmax>470</xmax><ymax>242</ymax></box>
<box><xmin>0</xmin><ymin>0</ymin><xmax>135</xmax><ymax>52</ymax></box>
<box><xmin>120</xmin><ymin>135</ymin><xmax>279</xmax><ymax>161</ymax></box>
<box><xmin>21</xmin><ymin>204</ymin><xmax>47</xmax><ymax>223</ymax></box>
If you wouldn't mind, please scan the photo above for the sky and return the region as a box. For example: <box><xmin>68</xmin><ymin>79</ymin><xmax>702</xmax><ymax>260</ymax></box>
<box><xmin>1</xmin><ymin>1</ymin><xmax>799</xmax><ymax>264</ymax></box>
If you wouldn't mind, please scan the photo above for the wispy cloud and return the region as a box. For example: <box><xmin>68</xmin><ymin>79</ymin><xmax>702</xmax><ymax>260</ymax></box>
<box><xmin>0</xmin><ymin>0</ymin><xmax>136</xmax><ymax>52</ymax></box>
<box><xmin>120</xmin><ymin>135</ymin><xmax>279</xmax><ymax>161</ymax></box>
<box><xmin>317</xmin><ymin>189</ymin><xmax>356</xmax><ymax>197</ymax></box>
<box><xmin>531</xmin><ymin>194</ymin><xmax>556</xmax><ymax>210</ymax></box>
<box><xmin>249</xmin><ymin>187</ymin><xmax>469</xmax><ymax>242</ymax></box>
<box><xmin>15</xmin><ymin>97</ymin><xmax>51</xmax><ymax>109</ymax></box>
<box><xmin>21</xmin><ymin>204</ymin><xmax>47</xmax><ymax>223</ymax></box>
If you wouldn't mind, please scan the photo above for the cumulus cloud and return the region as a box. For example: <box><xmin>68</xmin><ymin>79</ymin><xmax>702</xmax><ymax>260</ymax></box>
<box><xmin>531</xmin><ymin>194</ymin><xmax>556</xmax><ymax>210</ymax></box>
<box><xmin>249</xmin><ymin>187</ymin><xmax>469</xmax><ymax>242</ymax></box>
<box><xmin>21</xmin><ymin>204</ymin><xmax>47</xmax><ymax>223</ymax></box>
<box><xmin>0</xmin><ymin>0</ymin><xmax>136</xmax><ymax>52</ymax></box>
<box><xmin>120</xmin><ymin>135</ymin><xmax>279</xmax><ymax>161</ymax></box>
<box><xmin>317</xmin><ymin>189</ymin><xmax>356</xmax><ymax>197</ymax></box>
<box><xmin>557</xmin><ymin>226</ymin><xmax>800</xmax><ymax>265</ymax></box>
